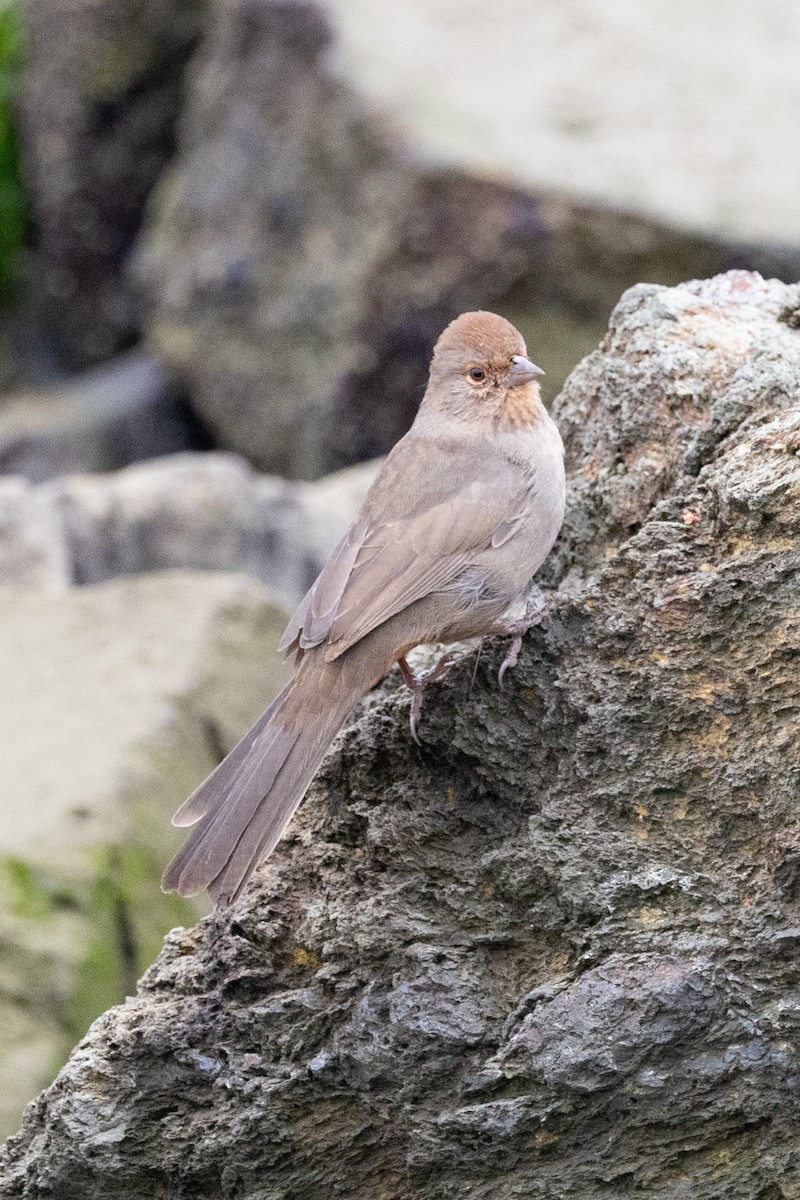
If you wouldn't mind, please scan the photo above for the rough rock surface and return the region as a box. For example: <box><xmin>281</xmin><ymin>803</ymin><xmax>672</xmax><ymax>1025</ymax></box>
<box><xmin>137</xmin><ymin>0</ymin><xmax>800</xmax><ymax>478</ymax></box>
<box><xmin>0</xmin><ymin>571</ymin><xmax>290</xmax><ymax>1140</ymax></box>
<box><xmin>19</xmin><ymin>0</ymin><xmax>207</xmax><ymax>365</ymax></box>
<box><xmin>2</xmin><ymin>271</ymin><xmax>800</xmax><ymax>1195</ymax></box>
<box><xmin>0</xmin><ymin>452</ymin><xmax>378</xmax><ymax>601</ymax></box>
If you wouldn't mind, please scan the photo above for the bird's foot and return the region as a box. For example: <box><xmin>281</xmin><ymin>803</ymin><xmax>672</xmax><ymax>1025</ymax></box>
<box><xmin>398</xmin><ymin>652</ymin><xmax>456</xmax><ymax>745</ymax></box>
<box><xmin>495</xmin><ymin>589</ymin><xmax>564</xmax><ymax>688</ymax></box>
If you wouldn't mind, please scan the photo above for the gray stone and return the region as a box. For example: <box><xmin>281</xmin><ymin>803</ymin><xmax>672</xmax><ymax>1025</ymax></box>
<box><xmin>544</xmin><ymin>269</ymin><xmax>800</xmax><ymax>587</ymax></box>
<box><xmin>0</xmin><ymin>477</ymin><xmax>67</xmax><ymax>585</ymax></box>
<box><xmin>2</xmin><ymin>271</ymin><xmax>800</xmax><ymax>1194</ymax></box>
<box><xmin>0</xmin><ymin>451</ymin><xmax>379</xmax><ymax>599</ymax></box>
<box><xmin>0</xmin><ymin>352</ymin><xmax>205</xmax><ymax>483</ymax></box>
<box><xmin>134</xmin><ymin>0</ymin><xmax>413</xmax><ymax>479</ymax></box>
<box><xmin>321</xmin><ymin>0</ymin><xmax>800</xmax><ymax>245</ymax></box>
<box><xmin>136</xmin><ymin>0</ymin><xmax>800</xmax><ymax>478</ymax></box>
<box><xmin>19</xmin><ymin>0</ymin><xmax>208</xmax><ymax>365</ymax></box>
<box><xmin>0</xmin><ymin>570</ymin><xmax>290</xmax><ymax>1140</ymax></box>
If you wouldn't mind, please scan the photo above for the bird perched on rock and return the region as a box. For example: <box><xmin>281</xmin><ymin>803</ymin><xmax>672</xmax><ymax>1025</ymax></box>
<box><xmin>162</xmin><ymin>311</ymin><xmax>566</xmax><ymax>906</ymax></box>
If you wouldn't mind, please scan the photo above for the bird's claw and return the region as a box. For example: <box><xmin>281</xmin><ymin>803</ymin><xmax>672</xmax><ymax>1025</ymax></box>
<box><xmin>496</xmin><ymin>589</ymin><xmax>567</xmax><ymax>687</ymax></box>
<box><xmin>398</xmin><ymin>653</ymin><xmax>456</xmax><ymax>744</ymax></box>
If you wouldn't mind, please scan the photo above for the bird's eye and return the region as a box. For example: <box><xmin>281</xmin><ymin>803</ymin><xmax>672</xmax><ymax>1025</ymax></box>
<box><xmin>468</xmin><ymin>367</ymin><xmax>487</xmax><ymax>382</ymax></box>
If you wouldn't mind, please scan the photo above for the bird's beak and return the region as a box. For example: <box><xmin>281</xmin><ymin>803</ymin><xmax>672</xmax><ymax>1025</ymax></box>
<box><xmin>508</xmin><ymin>354</ymin><xmax>545</xmax><ymax>386</ymax></box>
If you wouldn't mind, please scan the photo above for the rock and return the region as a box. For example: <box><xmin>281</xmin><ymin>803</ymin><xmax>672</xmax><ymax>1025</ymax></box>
<box><xmin>137</xmin><ymin>0</ymin><xmax>800</xmax><ymax>477</ymax></box>
<box><xmin>0</xmin><ymin>352</ymin><xmax>209</xmax><ymax>483</ymax></box>
<box><xmin>2</xmin><ymin>270</ymin><xmax>799</xmax><ymax>1193</ymax></box>
<box><xmin>544</xmin><ymin>269</ymin><xmax>800</xmax><ymax>587</ymax></box>
<box><xmin>0</xmin><ymin>571</ymin><xmax>290</xmax><ymax>1140</ymax></box>
<box><xmin>0</xmin><ymin>452</ymin><xmax>379</xmax><ymax>601</ymax></box>
<box><xmin>322</xmin><ymin>0</ymin><xmax>800</xmax><ymax>245</ymax></box>
<box><xmin>19</xmin><ymin>0</ymin><xmax>208</xmax><ymax>365</ymax></box>
<box><xmin>0</xmin><ymin>477</ymin><xmax>67</xmax><ymax>586</ymax></box>
<box><xmin>135</xmin><ymin>0</ymin><xmax>413</xmax><ymax>479</ymax></box>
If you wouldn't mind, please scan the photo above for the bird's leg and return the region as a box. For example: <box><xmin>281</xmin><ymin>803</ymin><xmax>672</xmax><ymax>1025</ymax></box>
<box><xmin>495</xmin><ymin>588</ymin><xmax>563</xmax><ymax>688</ymax></box>
<box><xmin>397</xmin><ymin>653</ymin><xmax>456</xmax><ymax>745</ymax></box>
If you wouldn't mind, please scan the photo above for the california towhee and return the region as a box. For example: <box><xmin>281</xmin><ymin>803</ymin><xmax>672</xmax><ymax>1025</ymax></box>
<box><xmin>162</xmin><ymin>311</ymin><xmax>566</xmax><ymax>906</ymax></box>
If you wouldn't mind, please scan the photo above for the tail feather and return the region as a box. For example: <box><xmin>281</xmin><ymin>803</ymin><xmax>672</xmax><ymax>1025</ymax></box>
<box><xmin>163</xmin><ymin>725</ymin><xmax>301</xmax><ymax>896</ymax></box>
<box><xmin>171</xmin><ymin>693</ymin><xmax>284</xmax><ymax>828</ymax></box>
<box><xmin>161</xmin><ymin>654</ymin><xmax>362</xmax><ymax>905</ymax></box>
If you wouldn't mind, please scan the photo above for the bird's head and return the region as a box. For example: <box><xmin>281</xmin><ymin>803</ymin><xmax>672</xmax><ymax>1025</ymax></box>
<box><xmin>424</xmin><ymin>310</ymin><xmax>545</xmax><ymax>429</ymax></box>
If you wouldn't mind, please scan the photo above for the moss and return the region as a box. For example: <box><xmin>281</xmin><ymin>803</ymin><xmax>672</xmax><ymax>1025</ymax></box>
<box><xmin>0</xmin><ymin>841</ymin><xmax>196</xmax><ymax>1094</ymax></box>
<box><xmin>0</xmin><ymin>0</ymin><xmax>28</xmax><ymax>302</ymax></box>
<box><xmin>67</xmin><ymin>842</ymin><xmax>196</xmax><ymax>1044</ymax></box>
<box><xmin>2</xmin><ymin>856</ymin><xmax>53</xmax><ymax>919</ymax></box>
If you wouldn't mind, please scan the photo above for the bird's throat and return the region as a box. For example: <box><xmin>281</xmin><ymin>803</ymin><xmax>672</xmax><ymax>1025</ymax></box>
<box><xmin>497</xmin><ymin>383</ymin><xmax>546</xmax><ymax>430</ymax></box>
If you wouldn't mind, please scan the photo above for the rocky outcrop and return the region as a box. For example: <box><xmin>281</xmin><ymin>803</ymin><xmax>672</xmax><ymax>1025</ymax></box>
<box><xmin>0</xmin><ymin>451</ymin><xmax>378</xmax><ymax>600</ymax></box>
<box><xmin>19</xmin><ymin>0</ymin><xmax>207</xmax><ymax>365</ymax></box>
<box><xmin>2</xmin><ymin>271</ymin><xmax>798</xmax><ymax>1195</ymax></box>
<box><xmin>0</xmin><ymin>571</ymin><xmax>290</xmax><ymax>1140</ymax></box>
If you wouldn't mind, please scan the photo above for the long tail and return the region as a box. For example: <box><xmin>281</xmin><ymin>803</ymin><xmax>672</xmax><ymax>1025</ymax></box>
<box><xmin>161</xmin><ymin>650</ymin><xmax>366</xmax><ymax>906</ymax></box>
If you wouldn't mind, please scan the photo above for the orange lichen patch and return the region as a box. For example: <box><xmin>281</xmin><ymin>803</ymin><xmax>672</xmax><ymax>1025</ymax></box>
<box><xmin>632</xmin><ymin>906</ymin><xmax>667</xmax><ymax>925</ymax></box>
<box><xmin>726</xmin><ymin>535</ymin><xmax>796</xmax><ymax>557</ymax></box>
<box><xmin>534</xmin><ymin>1130</ymin><xmax>560</xmax><ymax>1149</ymax></box>
<box><xmin>692</xmin><ymin>711</ymin><xmax>733</xmax><ymax>752</ymax></box>
<box><xmin>291</xmin><ymin>946</ymin><xmax>321</xmax><ymax>971</ymax></box>
<box><xmin>548</xmin><ymin>950</ymin><xmax>571</xmax><ymax>974</ymax></box>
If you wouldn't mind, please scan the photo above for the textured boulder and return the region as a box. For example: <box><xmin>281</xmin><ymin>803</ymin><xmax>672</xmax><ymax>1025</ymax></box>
<box><xmin>2</xmin><ymin>271</ymin><xmax>800</xmax><ymax>1196</ymax></box>
<box><xmin>0</xmin><ymin>452</ymin><xmax>378</xmax><ymax>600</ymax></box>
<box><xmin>0</xmin><ymin>571</ymin><xmax>290</xmax><ymax>1139</ymax></box>
<box><xmin>19</xmin><ymin>0</ymin><xmax>207</xmax><ymax>365</ymax></box>
<box><xmin>137</xmin><ymin>0</ymin><xmax>800</xmax><ymax>479</ymax></box>
<box><xmin>135</xmin><ymin>0</ymin><xmax>412</xmax><ymax>479</ymax></box>
<box><xmin>544</xmin><ymin>268</ymin><xmax>800</xmax><ymax>586</ymax></box>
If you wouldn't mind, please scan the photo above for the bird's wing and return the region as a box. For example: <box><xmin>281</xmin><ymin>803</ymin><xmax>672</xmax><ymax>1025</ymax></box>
<box><xmin>280</xmin><ymin>434</ymin><xmax>536</xmax><ymax>661</ymax></box>
<box><xmin>278</xmin><ymin>517</ymin><xmax>369</xmax><ymax>654</ymax></box>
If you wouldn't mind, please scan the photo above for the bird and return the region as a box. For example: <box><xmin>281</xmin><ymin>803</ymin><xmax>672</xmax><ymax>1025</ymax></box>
<box><xmin>162</xmin><ymin>311</ymin><xmax>566</xmax><ymax>907</ymax></box>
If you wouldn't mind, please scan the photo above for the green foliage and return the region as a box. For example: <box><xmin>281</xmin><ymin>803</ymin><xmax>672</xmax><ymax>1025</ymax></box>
<box><xmin>0</xmin><ymin>0</ymin><xmax>27</xmax><ymax>302</ymax></box>
<box><xmin>2</xmin><ymin>855</ymin><xmax>53</xmax><ymax>918</ymax></box>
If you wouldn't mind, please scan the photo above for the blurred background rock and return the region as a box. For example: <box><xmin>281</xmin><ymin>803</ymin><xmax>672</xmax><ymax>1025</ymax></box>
<box><xmin>1</xmin><ymin>0</ymin><xmax>799</xmax><ymax>1140</ymax></box>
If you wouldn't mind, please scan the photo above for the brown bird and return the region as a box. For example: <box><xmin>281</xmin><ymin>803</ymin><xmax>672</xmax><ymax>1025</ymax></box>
<box><xmin>162</xmin><ymin>311</ymin><xmax>566</xmax><ymax>906</ymax></box>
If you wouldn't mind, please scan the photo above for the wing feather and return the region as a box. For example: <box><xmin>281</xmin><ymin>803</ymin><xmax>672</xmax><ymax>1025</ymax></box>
<box><xmin>282</xmin><ymin>435</ymin><xmax>536</xmax><ymax>660</ymax></box>
<box><xmin>278</xmin><ymin>518</ymin><xmax>368</xmax><ymax>652</ymax></box>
